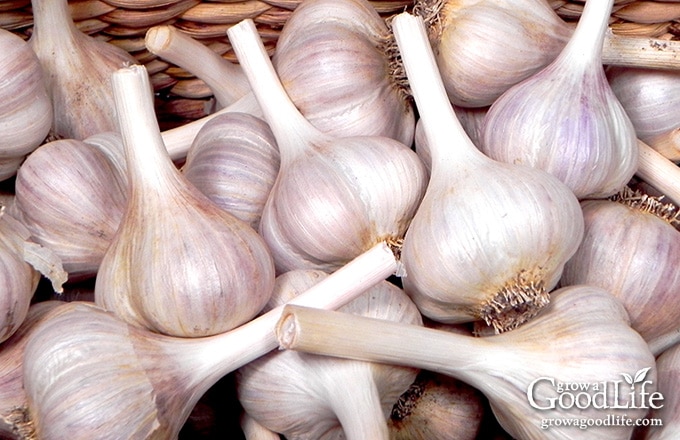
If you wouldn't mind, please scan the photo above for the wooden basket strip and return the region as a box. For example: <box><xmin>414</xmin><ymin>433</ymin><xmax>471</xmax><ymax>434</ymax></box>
<box><xmin>69</xmin><ymin>0</ymin><xmax>116</xmax><ymax>21</ymax></box>
<box><xmin>101</xmin><ymin>0</ymin><xmax>186</xmax><ymax>9</ymax></box>
<box><xmin>99</xmin><ymin>0</ymin><xmax>200</xmax><ymax>27</ymax></box>
<box><xmin>613</xmin><ymin>1</ymin><xmax>680</xmax><ymax>24</ymax></box>
<box><xmin>179</xmin><ymin>1</ymin><xmax>273</xmax><ymax>24</ymax></box>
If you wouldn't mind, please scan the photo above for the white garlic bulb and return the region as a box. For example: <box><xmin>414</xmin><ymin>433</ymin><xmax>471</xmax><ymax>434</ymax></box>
<box><xmin>480</xmin><ymin>0</ymin><xmax>638</xmax><ymax>199</ymax></box>
<box><xmin>393</xmin><ymin>12</ymin><xmax>584</xmax><ymax>332</ymax></box>
<box><xmin>237</xmin><ymin>270</ymin><xmax>422</xmax><ymax>440</ymax></box>
<box><xmin>607</xmin><ymin>66</ymin><xmax>680</xmax><ymax>161</ymax></box>
<box><xmin>273</xmin><ymin>0</ymin><xmax>416</xmax><ymax>145</ymax></box>
<box><xmin>0</xmin><ymin>28</ymin><xmax>52</xmax><ymax>178</ymax></box>
<box><xmin>0</xmin><ymin>301</ymin><xmax>62</xmax><ymax>439</ymax></box>
<box><xmin>95</xmin><ymin>64</ymin><xmax>275</xmax><ymax>337</ymax></box>
<box><xmin>415</xmin><ymin>0</ymin><xmax>572</xmax><ymax>107</ymax></box>
<box><xmin>640</xmin><ymin>342</ymin><xmax>680</xmax><ymax>440</ymax></box>
<box><xmin>12</xmin><ymin>137</ymin><xmax>127</xmax><ymax>281</ymax></box>
<box><xmin>560</xmin><ymin>188</ymin><xmax>680</xmax><ymax>349</ymax></box>
<box><xmin>181</xmin><ymin>112</ymin><xmax>280</xmax><ymax>230</ymax></box>
<box><xmin>277</xmin><ymin>285</ymin><xmax>658</xmax><ymax>440</ymax></box>
<box><xmin>29</xmin><ymin>0</ymin><xmax>138</xmax><ymax>140</ymax></box>
<box><xmin>228</xmin><ymin>19</ymin><xmax>427</xmax><ymax>274</ymax></box>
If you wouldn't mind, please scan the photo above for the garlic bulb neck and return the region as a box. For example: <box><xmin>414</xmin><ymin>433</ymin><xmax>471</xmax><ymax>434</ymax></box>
<box><xmin>562</xmin><ymin>0</ymin><xmax>612</xmax><ymax>66</ymax></box>
<box><xmin>28</xmin><ymin>0</ymin><xmax>138</xmax><ymax>140</ymax></box>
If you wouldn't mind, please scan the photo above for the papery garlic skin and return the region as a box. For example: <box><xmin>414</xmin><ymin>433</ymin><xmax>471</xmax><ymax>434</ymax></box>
<box><xmin>480</xmin><ymin>0</ymin><xmax>638</xmax><ymax>199</ymax></box>
<box><xmin>0</xmin><ymin>301</ymin><xmax>62</xmax><ymax>439</ymax></box>
<box><xmin>95</xmin><ymin>64</ymin><xmax>276</xmax><ymax>337</ymax></box>
<box><xmin>22</xmin><ymin>302</ymin><xmax>171</xmax><ymax>439</ymax></box>
<box><xmin>401</xmin><ymin>157</ymin><xmax>584</xmax><ymax>329</ymax></box>
<box><xmin>273</xmin><ymin>0</ymin><xmax>415</xmax><ymax>145</ymax></box>
<box><xmin>419</xmin><ymin>0</ymin><xmax>571</xmax><ymax>107</ymax></box>
<box><xmin>260</xmin><ymin>139</ymin><xmax>427</xmax><ymax>273</ymax></box>
<box><xmin>0</xmin><ymin>29</ymin><xmax>52</xmax><ymax>166</ymax></box>
<box><xmin>607</xmin><ymin>67</ymin><xmax>680</xmax><ymax>160</ymax></box>
<box><xmin>12</xmin><ymin>138</ymin><xmax>127</xmax><ymax>281</ymax></box>
<box><xmin>238</xmin><ymin>270</ymin><xmax>422</xmax><ymax>440</ymax></box>
<box><xmin>182</xmin><ymin>112</ymin><xmax>280</xmax><ymax>230</ymax></box>
<box><xmin>0</xmin><ymin>213</ymin><xmax>48</xmax><ymax>344</ymax></box>
<box><xmin>29</xmin><ymin>0</ymin><xmax>138</xmax><ymax>140</ymax></box>
<box><xmin>560</xmin><ymin>194</ymin><xmax>680</xmax><ymax>344</ymax></box>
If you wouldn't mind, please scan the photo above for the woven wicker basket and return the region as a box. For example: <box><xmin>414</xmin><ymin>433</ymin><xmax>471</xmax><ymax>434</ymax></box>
<box><xmin>2</xmin><ymin>0</ymin><xmax>679</xmax><ymax>129</ymax></box>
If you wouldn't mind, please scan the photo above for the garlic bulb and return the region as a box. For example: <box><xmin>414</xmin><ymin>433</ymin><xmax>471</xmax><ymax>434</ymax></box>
<box><xmin>415</xmin><ymin>0</ymin><xmax>572</xmax><ymax>107</ymax></box>
<box><xmin>94</xmin><ymin>64</ymin><xmax>275</xmax><ymax>337</ymax></box>
<box><xmin>277</xmin><ymin>285</ymin><xmax>658</xmax><ymax>440</ymax></box>
<box><xmin>393</xmin><ymin>12</ymin><xmax>584</xmax><ymax>332</ymax></box>
<box><xmin>181</xmin><ymin>112</ymin><xmax>280</xmax><ymax>230</ymax></box>
<box><xmin>388</xmin><ymin>370</ymin><xmax>484</xmax><ymax>440</ymax></box>
<box><xmin>22</xmin><ymin>242</ymin><xmax>401</xmax><ymax>439</ymax></box>
<box><xmin>28</xmin><ymin>0</ymin><xmax>138</xmax><ymax>140</ymax></box>
<box><xmin>480</xmin><ymin>0</ymin><xmax>638</xmax><ymax>200</ymax></box>
<box><xmin>12</xmin><ymin>136</ymin><xmax>127</xmax><ymax>281</ymax></box>
<box><xmin>607</xmin><ymin>66</ymin><xmax>680</xmax><ymax>161</ymax></box>
<box><xmin>0</xmin><ymin>301</ymin><xmax>62</xmax><ymax>439</ymax></box>
<box><xmin>237</xmin><ymin>269</ymin><xmax>422</xmax><ymax>440</ymax></box>
<box><xmin>560</xmin><ymin>188</ymin><xmax>680</xmax><ymax>348</ymax></box>
<box><xmin>145</xmin><ymin>24</ymin><xmax>251</xmax><ymax>109</ymax></box>
<box><xmin>228</xmin><ymin>19</ymin><xmax>427</xmax><ymax>274</ymax></box>
<box><xmin>272</xmin><ymin>0</ymin><xmax>415</xmax><ymax>145</ymax></box>
<box><xmin>639</xmin><ymin>342</ymin><xmax>680</xmax><ymax>440</ymax></box>
<box><xmin>0</xmin><ymin>28</ymin><xmax>52</xmax><ymax>178</ymax></box>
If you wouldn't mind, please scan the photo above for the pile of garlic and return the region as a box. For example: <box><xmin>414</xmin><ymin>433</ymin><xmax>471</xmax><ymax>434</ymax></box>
<box><xmin>0</xmin><ymin>0</ymin><xmax>679</xmax><ymax>438</ymax></box>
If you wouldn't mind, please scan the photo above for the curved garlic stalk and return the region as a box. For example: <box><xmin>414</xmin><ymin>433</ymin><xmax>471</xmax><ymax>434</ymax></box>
<box><xmin>0</xmin><ymin>301</ymin><xmax>62</xmax><ymax>439</ymax></box>
<box><xmin>639</xmin><ymin>342</ymin><xmax>680</xmax><ymax>440</ymax></box>
<box><xmin>12</xmin><ymin>137</ymin><xmax>127</xmax><ymax>281</ymax></box>
<box><xmin>277</xmin><ymin>285</ymin><xmax>657</xmax><ymax>440</ymax></box>
<box><xmin>21</xmin><ymin>243</ymin><xmax>400</xmax><ymax>439</ymax></box>
<box><xmin>607</xmin><ymin>66</ymin><xmax>680</xmax><ymax>161</ymax></box>
<box><xmin>28</xmin><ymin>0</ymin><xmax>138</xmax><ymax>140</ymax></box>
<box><xmin>560</xmin><ymin>188</ymin><xmax>680</xmax><ymax>347</ymax></box>
<box><xmin>181</xmin><ymin>112</ymin><xmax>280</xmax><ymax>230</ymax></box>
<box><xmin>273</xmin><ymin>0</ymin><xmax>415</xmax><ymax>145</ymax></box>
<box><xmin>241</xmin><ymin>412</ymin><xmax>281</xmax><ymax>440</ymax></box>
<box><xmin>227</xmin><ymin>19</ymin><xmax>427</xmax><ymax>274</ymax></box>
<box><xmin>480</xmin><ymin>0</ymin><xmax>638</xmax><ymax>200</ymax></box>
<box><xmin>0</xmin><ymin>209</ymin><xmax>66</xmax><ymax>344</ymax></box>
<box><xmin>0</xmin><ymin>28</ymin><xmax>52</xmax><ymax>176</ymax></box>
<box><xmin>145</xmin><ymin>25</ymin><xmax>252</xmax><ymax>109</ymax></box>
<box><xmin>393</xmin><ymin>12</ymin><xmax>584</xmax><ymax>332</ymax></box>
<box><xmin>388</xmin><ymin>370</ymin><xmax>484</xmax><ymax>440</ymax></box>
<box><xmin>94</xmin><ymin>64</ymin><xmax>275</xmax><ymax>337</ymax></box>
<box><xmin>636</xmin><ymin>140</ymin><xmax>680</xmax><ymax>207</ymax></box>
<box><xmin>237</xmin><ymin>270</ymin><xmax>421</xmax><ymax>440</ymax></box>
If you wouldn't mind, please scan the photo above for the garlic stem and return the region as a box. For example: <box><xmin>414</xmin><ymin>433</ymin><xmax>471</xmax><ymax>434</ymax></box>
<box><xmin>391</xmin><ymin>12</ymin><xmax>484</xmax><ymax>175</ymax></box>
<box><xmin>604</xmin><ymin>32</ymin><xmax>680</xmax><ymax>71</ymax></box>
<box><xmin>563</xmin><ymin>0</ymin><xmax>613</xmax><ymax>65</ymax></box>
<box><xmin>277</xmin><ymin>304</ymin><xmax>485</xmax><ymax>386</ymax></box>
<box><xmin>648</xmin><ymin>329</ymin><xmax>680</xmax><ymax>357</ymax></box>
<box><xmin>145</xmin><ymin>25</ymin><xmax>250</xmax><ymax>108</ymax></box>
<box><xmin>326</xmin><ymin>369</ymin><xmax>389</xmax><ymax>440</ymax></box>
<box><xmin>166</xmin><ymin>241</ymin><xmax>399</xmax><ymax>390</ymax></box>
<box><xmin>112</xmin><ymin>64</ymin><xmax>184</xmax><ymax>189</ymax></box>
<box><xmin>30</xmin><ymin>0</ymin><xmax>78</xmax><ymax>45</ymax></box>
<box><xmin>227</xmin><ymin>19</ymin><xmax>329</xmax><ymax>165</ymax></box>
<box><xmin>636</xmin><ymin>140</ymin><xmax>680</xmax><ymax>206</ymax></box>
<box><xmin>241</xmin><ymin>412</ymin><xmax>280</xmax><ymax>440</ymax></box>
